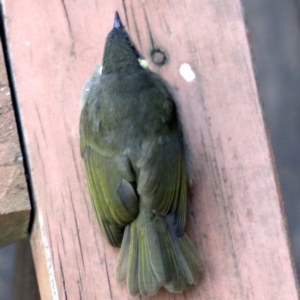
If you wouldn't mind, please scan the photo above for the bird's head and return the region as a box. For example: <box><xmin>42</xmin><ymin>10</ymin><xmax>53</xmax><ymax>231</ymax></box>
<box><xmin>102</xmin><ymin>12</ymin><xmax>147</xmax><ymax>74</ymax></box>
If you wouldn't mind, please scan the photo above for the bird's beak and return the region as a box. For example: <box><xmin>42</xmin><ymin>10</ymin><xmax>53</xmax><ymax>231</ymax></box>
<box><xmin>114</xmin><ymin>11</ymin><xmax>124</xmax><ymax>29</ymax></box>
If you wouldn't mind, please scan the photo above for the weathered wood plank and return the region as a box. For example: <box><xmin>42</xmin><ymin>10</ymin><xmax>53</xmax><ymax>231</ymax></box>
<box><xmin>0</xmin><ymin>31</ymin><xmax>30</xmax><ymax>247</ymax></box>
<box><xmin>3</xmin><ymin>0</ymin><xmax>299</xmax><ymax>299</ymax></box>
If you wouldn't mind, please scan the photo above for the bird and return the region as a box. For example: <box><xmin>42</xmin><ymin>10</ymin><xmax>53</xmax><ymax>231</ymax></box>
<box><xmin>80</xmin><ymin>11</ymin><xmax>202</xmax><ymax>297</ymax></box>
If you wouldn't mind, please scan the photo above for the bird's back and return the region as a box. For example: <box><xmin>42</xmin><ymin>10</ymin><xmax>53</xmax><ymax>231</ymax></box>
<box><xmin>83</xmin><ymin>68</ymin><xmax>180</xmax><ymax>155</ymax></box>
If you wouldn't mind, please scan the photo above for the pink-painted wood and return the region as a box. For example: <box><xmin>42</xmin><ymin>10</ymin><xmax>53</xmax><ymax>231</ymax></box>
<box><xmin>3</xmin><ymin>0</ymin><xmax>299</xmax><ymax>299</ymax></box>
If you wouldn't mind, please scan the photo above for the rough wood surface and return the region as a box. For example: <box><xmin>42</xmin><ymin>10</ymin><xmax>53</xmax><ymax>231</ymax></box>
<box><xmin>3</xmin><ymin>0</ymin><xmax>299</xmax><ymax>299</ymax></box>
<box><xmin>0</xmin><ymin>35</ymin><xmax>30</xmax><ymax>247</ymax></box>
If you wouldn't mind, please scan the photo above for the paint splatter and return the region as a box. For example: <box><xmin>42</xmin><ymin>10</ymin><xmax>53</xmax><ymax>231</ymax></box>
<box><xmin>179</xmin><ymin>63</ymin><xmax>196</xmax><ymax>82</ymax></box>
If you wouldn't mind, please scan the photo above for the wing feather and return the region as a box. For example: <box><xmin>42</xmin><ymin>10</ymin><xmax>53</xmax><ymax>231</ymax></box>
<box><xmin>136</xmin><ymin>133</ymin><xmax>187</xmax><ymax>236</ymax></box>
<box><xmin>81</xmin><ymin>142</ymin><xmax>138</xmax><ymax>247</ymax></box>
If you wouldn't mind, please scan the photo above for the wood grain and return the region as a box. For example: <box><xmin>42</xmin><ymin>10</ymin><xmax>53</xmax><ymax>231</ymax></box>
<box><xmin>0</xmin><ymin>34</ymin><xmax>30</xmax><ymax>247</ymax></box>
<box><xmin>3</xmin><ymin>0</ymin><xmax>299</xmax><ymax>299</ymax></box>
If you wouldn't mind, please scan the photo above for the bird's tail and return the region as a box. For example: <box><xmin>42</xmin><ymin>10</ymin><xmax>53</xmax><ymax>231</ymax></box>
<box><xmin>116</xmin><ymin>210</ymin><xmax>202</xmax><ymax>297</ymax></box>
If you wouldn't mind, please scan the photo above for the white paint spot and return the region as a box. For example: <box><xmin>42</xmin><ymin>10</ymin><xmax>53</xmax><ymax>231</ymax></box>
<box><xmin>15</xmin><ymin>155</ymin><xmax>23</xmax><ymax>162</ymax></box>
<box><xmin>0</xmin><ymin>87</ymin><xmax>5</xmax><ymax>92</ymax></box>
<box><xmin>25</xmin><ymin>41</ymin><xmax>31</xmax><ymax>46</ymax></box>
<box><xmin>6</xmin><ymin>91</ymin><xmax>10</xmax><ymax>96</ymax></box>
<box><xmin>179</xmin><ymin>63</ymin><xmax>196</xmax><ymax>82</ymax></box>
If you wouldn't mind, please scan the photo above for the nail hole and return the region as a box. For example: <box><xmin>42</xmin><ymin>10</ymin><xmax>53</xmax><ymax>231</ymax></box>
<box><xmin>151</xmin><ymin>49</ymin><xmax>167</xmax><ymax>66</ymax></box>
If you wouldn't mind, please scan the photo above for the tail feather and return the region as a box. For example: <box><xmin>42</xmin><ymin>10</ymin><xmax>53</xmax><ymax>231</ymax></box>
<box><xmin>164</xmin><ymin>234</ymin><xmax>202</xmax><ymax>293</ymax></box>
<box><xmin>138</xmin><ymin>235</ymin><xmax>147</xmax><ymax>296</ymax></box>
<box><xmin>163</xmin><ymin>241</ymin><xmax>188</xmax><ymax>293</ymax></box>
<box><xmin>127</xmin><ymin>223</ymin><xmax>140</xmax><ymax>296</ymax></box>
<box><xmin>169</xmin><ymin>233</ymin><xmax>196</xmax><ymax>285</ymax></box>
<box><xmin>116</xmin><ymin>226</ymin><xmax>130</xmax><ymax>283</ymax></box>
<box><xmin>116</xmin><ymin>212</ymin><xmax>202</xmax><ymax>297</ymax></box>
<box><xmin>179</xmin><ymin>234</ymin><xmax>203</xmax><ymax>274</ymax></box>
<box><xmin>146</xmin><ymin>217</ymin><xmax>171</xmax><ymax>284</ymax></box>
<box><xmin>138</xmin><ymin>232</ymin><xmax>160</xmax><ymax>296</ymax></box>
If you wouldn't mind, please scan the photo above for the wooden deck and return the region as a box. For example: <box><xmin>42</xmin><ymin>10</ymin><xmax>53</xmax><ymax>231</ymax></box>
<box><xmin>1</xmin><ymin>0</ymin><xmax>299</xmax><ymax>299</ymax></box>
<box><xmin>0</xmin><ymin>26</ymin><xmax>30</xmax><ymax>247</ymax></box>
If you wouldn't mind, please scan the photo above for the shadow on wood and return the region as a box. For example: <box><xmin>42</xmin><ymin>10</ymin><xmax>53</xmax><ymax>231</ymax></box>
<box><xmin>12</xmin><ymin>238</ymin><xmax>40</xmax><ymax>300</ymax></box>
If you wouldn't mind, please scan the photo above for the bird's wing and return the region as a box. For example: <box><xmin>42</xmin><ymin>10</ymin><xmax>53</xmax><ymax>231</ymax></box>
<box><xmin>136</xmin><ymin>133</ymin><xmax>187</xmax><ymax>236</ymax></box>
<box><xmin>81</xmin><ymin>137</ymin><xmax>139</xmax><ymax>247</ymax></box>
<box><xmin>134</xmin><ymin>71</ymin><xmax>188</xmax><ymax>236</ymax></box>
<box><xmin>80</xmin><ymin>83</ymin><xmax>139</xmax><ymax>247</ymax></box>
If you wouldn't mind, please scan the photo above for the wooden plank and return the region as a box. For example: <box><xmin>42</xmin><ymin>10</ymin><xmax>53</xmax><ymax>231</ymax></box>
<box><xmin>0</xmin><ymin>33</ymin><xmax>30</xmax><ymax>247</ymax></box>
<box><xmin>3</xmin><ymin>1</ymin><xmax>299</xmax><ymax>299</ymax></box>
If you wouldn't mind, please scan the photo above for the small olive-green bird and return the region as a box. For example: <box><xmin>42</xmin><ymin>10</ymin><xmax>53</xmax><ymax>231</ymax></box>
<box><xmin>80</xmin><ymin>11</ymin><xmax>202</xmax><ymax>297</ymax></box>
